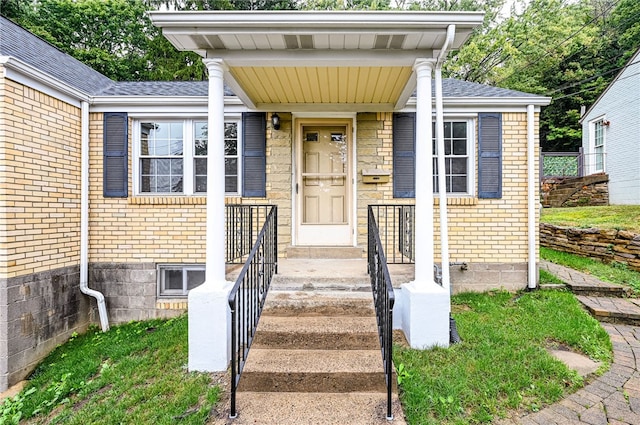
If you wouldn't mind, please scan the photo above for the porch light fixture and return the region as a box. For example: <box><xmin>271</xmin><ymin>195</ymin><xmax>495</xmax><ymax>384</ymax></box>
<box><xmin>271</xmin><ymin>113</ymin><xmax>280</xmax><ymax>130</ymax></box>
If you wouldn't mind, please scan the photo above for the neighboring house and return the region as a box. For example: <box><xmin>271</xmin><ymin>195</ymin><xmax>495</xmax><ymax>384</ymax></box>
<box><xmin>0</xmin><ymin>12</ymin><xmax>550</xmax><ymax>390</ymax></box>
<box><xmin>580</xmin><ymin>48</ymin><xmax>640</xmax><ymax>205</ymax></box>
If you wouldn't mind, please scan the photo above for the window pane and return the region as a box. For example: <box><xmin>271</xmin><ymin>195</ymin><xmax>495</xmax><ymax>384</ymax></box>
<box><xmin>171</xmin><ymin>158</ymin><xmax>183</xmax><ymax>175</ymax></box>
<box><xmin>225</xmin><ymin>158</ymin><xmax>238</xmax><ymax>175</ymax></box>
<box><xmin>452</xmin><ymin>122</ymin><xmax>466</xmax><ymax>139</ymax></box>
<box><xmin>445</xmin><ymin>140</ymin><xmax>452</xmax><ymax>155</ymax></box>
<box><xmin>451</xmin><ymin>158</ymin><xmax>467</xmax><ymax>174</ymax></box>
<box><xmin>141</xmin><ymin>176</ymin><xmax>151</xmax><ymax>192</ymax></box>
<box><xmin>195</xmin><ymin>139</ymin><xmax>207</xmax><ymax>156</ymax></box>
<box><xmin>157</xmin><ymin>176</ymin><xmax>170</xmax><ymax>192</ymax></box>
<box><xmin>444</xmin><ymin>122</ymin><xmax>451</xmax><ymax>138</ymax></box>
<box><xmin>152</xmin><ymin>139</ymin><xmax>168</xmax><ymax>156</ymax></box>
<box><xmin>195</xmin><ymin>158</ymin><xmax>207</xmax><ymax>175</ymax></box>
<box><xmin>164</xmin><ymin>269</ymin><xmax>182</xmax><ymax>290</ymax></box>
<box><xmin>140</xmin><ymin>138</ymin><xmax>150</xmax><ymax>156</ymax></box>
<box><xmin>195</xmin><ymin>176</ymin><xmax>207</xmax><ymax>193</ymax></box>
<box><xmin>186</xmin><ymin>270</ymin><xmax>206</xmax><ymax>290</ymax></box>
<box><xmin>453</xmin><ymin>139</ymin><xmax>467</xmax><ymax>155</ymax></box>
<box><xmin>151</xmin><ymin>123</ymin><xmax>169</xmax><ymax>140</ymax></box>
<box><xmin>452</xmin><ymin>176</ymin><xmax>467</xmax><ymax>192</ymax></box>
<box><xmin>171</xmin><ymin>176</ymin><xmax>183</xmax><ymax>192</ymax></box>
<box><xmin>225</xmin><ymin>139</ymin><xmax>237</xmax><ymax>156</ymax></box>
<box><xmin>170</xmin><ymin>140</ymin><xmax>183</xmax><ymax>156</ymax></box>
<box><xmin>170</xmin><ymin>122</ymin><xmax>183</xmax><ymax>137</ymax></box>
<box><xmin>140</xmin><ymin>158</ymin><xmax>154</xmax><ymax>174</ymax></box>
<box><xmin>225</xmin><ymin>176</ymin><xmax>238</xmax><ymax>193</ymax></box>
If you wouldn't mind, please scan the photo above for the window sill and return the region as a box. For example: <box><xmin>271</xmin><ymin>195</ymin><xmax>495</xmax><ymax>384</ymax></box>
<box><xmin>156</xmin><ymin>298</ymin><xmax>188</xmax><ymax>310</ymax></box>
<box><xmin>129</xmin><ymin>196</ymin><xmax>243</xmax><ymax>205</ymax></box>
<box><xmin>434</xmin><ymin>197</ymin><xmax>478</xmax><ymax>206</ymax></box>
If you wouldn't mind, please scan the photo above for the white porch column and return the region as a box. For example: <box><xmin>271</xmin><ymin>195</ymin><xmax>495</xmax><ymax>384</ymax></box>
<box><xmin>401</xmin><ymin>59</ymin><xmax>450</xmax><ymax>349</ymax></box>
<box><xmin>188</xmin><ymin>58</ymin><xmax>233</xmax><ymax>372</ymax></box>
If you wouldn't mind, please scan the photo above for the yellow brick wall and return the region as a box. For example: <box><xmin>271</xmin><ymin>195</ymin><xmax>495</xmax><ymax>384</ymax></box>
<box><xmin>88</xmin><ymin>112</ymin><xmax>292</xmax><ymax>263</ymax></box>
<box><xmin>0</xmin><ymin>75</ymin><xmax>82</xmax><ymax>278</ymax></box>
<box><xmin>357</xmin><ymin>111</ymin><xmax>540</xmax><ymax>264</ymax></box>
<box><xmin>87</xmin><ymin>110</ymin><xmax>537</xmax><ymax>266</ymax></box>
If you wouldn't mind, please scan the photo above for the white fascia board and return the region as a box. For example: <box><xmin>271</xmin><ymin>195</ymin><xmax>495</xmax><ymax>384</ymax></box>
<box><xmin>149</xmin><ymin>10</ymin><xmax>485</xmax><ymax>31</ymax></box>
<box><xmin>404</xmin><ymin>96</ymin><xmax>551</xmax><ymax>108</ymax></box>
<box><xmin>211</xmin><ymin>49</ymin><xmax>431</xmax><ymax>68</ymax></box>
<box><xmin>255</xmin><ymin>102</ymin><xmax>396</xmax><ymax>113</ymax></box>
<box><xmin>0</xmin><ymin>56</ymin><xmax>89</xmax><ymax>106</ymax></box>
<box><xmin>89</xmin><ymin>96</ymin><xmax>244</xmax><ymax>113</ymax></box>
<box><xmin>222</xmin><ymin>70</ymin><xmax>256</xmax><ymax>109</ymax></box>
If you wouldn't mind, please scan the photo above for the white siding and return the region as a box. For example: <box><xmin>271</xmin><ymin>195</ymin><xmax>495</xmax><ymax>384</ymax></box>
<box><xmin>582</xmin><ymin>51</ymin><xmax>640</xmax><ymax>204</ymax></box>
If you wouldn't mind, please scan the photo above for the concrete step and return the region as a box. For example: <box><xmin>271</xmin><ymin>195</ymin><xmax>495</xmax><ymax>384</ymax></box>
<box><xmin>253</xmin><ymin>316</ymin><xmax>380</xmax><ymax>350</ymax></box>
<box><xmin>576</xmin><ymin>295</ymin><xmax>640</xmax><ymax>326</ymax></box>
<box><xmin>263</xmin><ymin>290</ymin><xmax>375</xmax><ymax>316</ymax></box>
<box><xmin>237</xmin><ymin>348</ymin><xmax>387</xmax><ymax>393</ymax></box>
<box><xmin>286</xmin><ymin>246</ymin><xmax>364</xmax><ymax>259</ymax></box>
<box><xmin>213</xmin><ymin>391</ymin><xmax>406</xmax><ymax>424</ymax></box>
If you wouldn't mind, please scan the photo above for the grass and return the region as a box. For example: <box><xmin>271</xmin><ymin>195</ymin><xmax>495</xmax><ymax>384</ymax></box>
<box><xmin>541</xmin><ymin>205</ymin><xmax>640</xmax><ymax>233</ymax></box>
<box><xmin>541</xmin><ymin>247</ymin><xmax>640</xmax><ymax>294</ymax></box>
<box><xmin>395</xmin><ymin>290</ymin><xmax>612</xmax><ymax>425</ymax></box>
<box><xmin>0</xmin><ymin>315</ymin><xmax>220</xmax><ymax>425</ymax></box>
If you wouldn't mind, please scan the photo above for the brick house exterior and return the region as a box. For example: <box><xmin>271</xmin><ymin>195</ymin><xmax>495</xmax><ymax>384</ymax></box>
<box><xmin>1</xmin><ymin>13</ymin><xmax>550</xmax><ymax>389</ymax></box>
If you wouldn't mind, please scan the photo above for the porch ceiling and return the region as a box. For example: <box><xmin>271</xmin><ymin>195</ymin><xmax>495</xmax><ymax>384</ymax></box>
<box><xmin>150</xmin><ymin>11</ymin><xmax>485</xmax><ymax>111</ymax></box>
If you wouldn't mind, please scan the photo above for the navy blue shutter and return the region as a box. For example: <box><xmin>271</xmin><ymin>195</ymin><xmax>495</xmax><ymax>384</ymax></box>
<box><xmin>478</xmin><ymin>113</ymin><xmax>502</xmax><ymax>198</ymax></box>
<box><xmin>242</xmin><ymin>112</ymin><xmax>267</xmax><ymax>197</ymax></box>
<box><xmin>393</xmin><ymin>112</ymin><xmax>416</xmax><ymax>198</ymax></box>
<box><xmin>103</xmin><ymin>112</ymin><xmax>128</xmax><ymax>197</ymax></box>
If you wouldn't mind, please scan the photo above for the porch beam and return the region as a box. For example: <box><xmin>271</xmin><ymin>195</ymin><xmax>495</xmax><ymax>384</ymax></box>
<box><xmin>210</xmin><ymin>49</ymin><xmax>433</xmax><ymax>67</ymax></box>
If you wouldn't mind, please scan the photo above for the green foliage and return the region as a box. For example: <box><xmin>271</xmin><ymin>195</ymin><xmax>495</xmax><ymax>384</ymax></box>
<box><xmin>396</xmin><ymin>290</ymin><xmax>611</xmax><ymax>424</ymax></box>
<box><xmin>7</xmin><ymin>316</ymin><xmax>220</xmax><ymax>424</ymax></box>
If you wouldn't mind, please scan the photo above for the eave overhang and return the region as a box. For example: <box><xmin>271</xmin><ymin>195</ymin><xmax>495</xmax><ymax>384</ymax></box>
<box><xmin>150</xmin><ymin>11</ymin><xmax>485</xmax><ymax>111</ymax></box>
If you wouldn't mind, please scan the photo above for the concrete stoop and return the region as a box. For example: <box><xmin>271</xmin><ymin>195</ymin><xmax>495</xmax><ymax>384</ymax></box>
<box><xmin>219</xmin><ymin>285</ymin><xmax>406</xmax><ymax>424</ymax></box>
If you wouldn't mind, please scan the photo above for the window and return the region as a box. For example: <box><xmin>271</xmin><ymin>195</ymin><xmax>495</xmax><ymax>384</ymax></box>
<box><xmin>432</xmin><ymin>121</ymin><xmax>472</xmax><ymax>194</ymax></box>
<box><xmin>593</xmin><ymin>119</ymin><xmax>605</xmax><ymax>172</ymax></box>
<box><xmin>158</xmin><ymin>265</ymin><xmax>205</xmax><ymax>297</ymax></box>
<box><xmin>136</xmin><ymin>119</ymin><xmax>240</xmax><ymax>195</ymax></box>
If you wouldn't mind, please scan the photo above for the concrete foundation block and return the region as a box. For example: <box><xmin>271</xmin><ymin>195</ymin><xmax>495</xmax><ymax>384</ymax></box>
<box><xmin>188</xmin><ymin>280</ymin><xmax>233</xmax><ymax>372</ymax></box>
<box><xmin>400</xmin><ymin>281</ymin><xmax>450</xmax><ymax>349</ymax></box>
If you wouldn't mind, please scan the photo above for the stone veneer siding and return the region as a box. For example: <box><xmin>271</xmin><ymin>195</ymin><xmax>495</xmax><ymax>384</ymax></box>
<box><xmin>356</xmin><ymin>112</ymin><xmax>540</xmax><ymax>292</ymax></box>
<box><xmin>0</xmin><ymin>74</ymin><xmax>90</xmax><ymax>390</ymax></box>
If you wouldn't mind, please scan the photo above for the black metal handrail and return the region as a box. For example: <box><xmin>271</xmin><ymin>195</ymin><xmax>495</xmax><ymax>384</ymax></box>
<box><xmin>367</xmin><ymin>206</ymin><xmax>396</xmax><ymax>421</ymax></box>
<box><xmin>226</xmin><ymin>204</ymin><xmax>272</xmax><ymax>264</ymax></box>
<box><xmin>369</xmin><ymin>204</ymin><xmax>415</xmax><ymax>264</ymax></box>
<box><xmin>228</xmin><ymin>205</ymin><xmax>277</xmax><ymax>418</ymax></box>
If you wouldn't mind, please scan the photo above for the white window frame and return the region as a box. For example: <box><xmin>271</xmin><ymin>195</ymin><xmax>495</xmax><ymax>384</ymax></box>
<box><xmin>590</xmin><ymin>117</ymin><xmax>606</xmax><ymax>173</ymax></box>
<box><xmin>432</xmin><ymin>118</ymin><xmax>476</xmax><ymax>196</ymax></box>
<box><xmin>157</xmin><ymin>264</ymin><xmax>205</xmax><ymax>297</ymax></box>
<box><xmin>133</xmin><ymin>116</ymin><xmax>242</xmax><ymax>196</ymax></box>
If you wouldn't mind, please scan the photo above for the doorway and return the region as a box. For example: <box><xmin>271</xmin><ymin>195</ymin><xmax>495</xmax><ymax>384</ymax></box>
<box><xmin>295</xmin><ymin>119</ymin><xmax>353</xmax><ymax>246</ymax></box>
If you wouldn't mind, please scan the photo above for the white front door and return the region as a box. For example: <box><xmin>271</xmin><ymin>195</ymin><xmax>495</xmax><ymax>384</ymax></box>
<box><xmin>296</xmin><ymin>119</ymin><xmax>352</xmax><ymax>245</ymax></box>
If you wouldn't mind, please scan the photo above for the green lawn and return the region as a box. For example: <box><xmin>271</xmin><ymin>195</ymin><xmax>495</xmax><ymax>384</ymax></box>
<box><xmin>396</xmin><ymin>290</ymin><xmax>611</xmax><ymax>425</ymax></box>
<box><xmin>1</xmin><ymin>292</ymin><xmax>612</xmax><ymax>425</ymax></box>
<box><xmin>1</xmin><ymin>316</ymin><xmax>219</xmax><ymax>425</ymax></box>
<box><xmin>541</xmin><ymin>205</ymin><xmax>640</xmax><ymax>233</ymax></box>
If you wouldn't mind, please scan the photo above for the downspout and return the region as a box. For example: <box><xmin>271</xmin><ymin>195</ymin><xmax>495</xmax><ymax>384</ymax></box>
<box><xmin>80</xmin><ymin>101</ymin><xmax>109</xmax><ymax>331</ymax></box>
<box><xmin>436</xmin><ymin>25</ymin><xmax>462</xmax><ymax>344</ymax></box>
<box><xmin>435</xmin><ymin>25</ymin><xmax>455</xmax><ymax>293</ymax></box>
<box><xmin>527</xmin><ymin>104</ymin><xmax>537</xmax><ymax>290</ymax></box>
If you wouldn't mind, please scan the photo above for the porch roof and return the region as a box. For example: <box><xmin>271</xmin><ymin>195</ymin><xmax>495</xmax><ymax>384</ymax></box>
<box><xmin>150</xmin><ymin>11</ymin><xmax>485</xmax><ymax>112</ymax></box>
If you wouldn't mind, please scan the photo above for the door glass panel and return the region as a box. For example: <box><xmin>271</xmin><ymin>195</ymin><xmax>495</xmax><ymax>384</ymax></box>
<box><xmin>301</xmin><ymin>126</ymin><xmax>348</xmax><ymax>225</ymax></box>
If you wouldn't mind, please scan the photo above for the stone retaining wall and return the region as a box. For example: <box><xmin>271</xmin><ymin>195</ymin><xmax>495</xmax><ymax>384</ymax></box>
<box><xmin>540</xmin><ymin>223</ymin><xmax>640</xmax><ymax>271</ymax></box>
<box><xmin>541</xmin><ymin>174</ymin><xmax>609</xmax><ymax>208</ymax></box>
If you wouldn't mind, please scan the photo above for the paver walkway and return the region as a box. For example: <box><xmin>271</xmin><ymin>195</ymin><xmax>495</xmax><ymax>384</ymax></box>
<box><xmin>497</xmin><ymin>262</ymin><xmax>640</xmax><ymax>424</ymax></box>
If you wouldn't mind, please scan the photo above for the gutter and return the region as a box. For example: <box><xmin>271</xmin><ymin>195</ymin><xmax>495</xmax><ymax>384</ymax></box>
<box><xmin>80</xmin><ymin>101</ymin><xmax>109</xmax><ymax>331</ymax></box>
<box><xmin>435</xmin><ymin>25</ymin><xmax>455</xmax><ymax>293</ymax></box>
